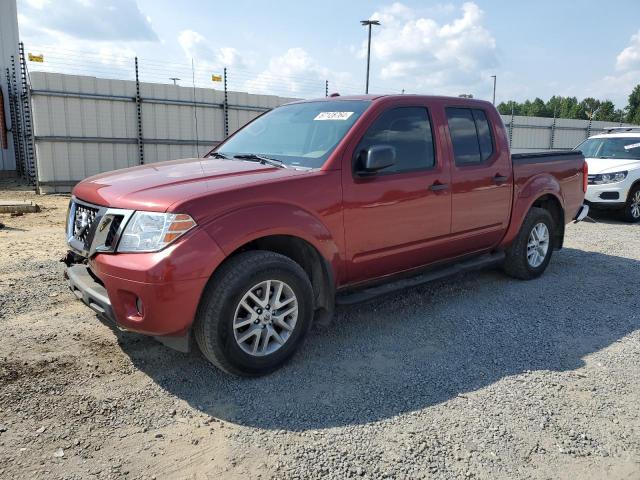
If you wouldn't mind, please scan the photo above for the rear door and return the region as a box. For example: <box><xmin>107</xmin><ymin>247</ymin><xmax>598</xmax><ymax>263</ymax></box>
<box><xmin>342</xmin><ymin>104</ymin><xmax>452</xmax><ymax>284</ymax></box>
<box><xmin>445</xmin><ymin>106</ymin><xmax>512</xmax><ymax>252</ymax></box>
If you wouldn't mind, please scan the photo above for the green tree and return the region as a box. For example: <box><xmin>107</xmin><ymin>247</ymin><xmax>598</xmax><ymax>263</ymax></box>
<box><xmin>580</xmin><ymin>97</ymin><xmax>601</xmax><ymax>119</ymax></box>
<box><xmin>526</xmin><ymin>97</ymin><xmax>549</xmax><ymax>117</ymax></box>
<box><xmin>627</xmin><ymin>84</ymin><xmax>640</xmax><ymax>124</ymax></box>
<box><xmin>497</xmin><ymin>100</ymin><xmax>521</xmax><ymax>115</ymax></box>
<box><xmin>594</xmin><ymin>100</ymin><xmax>616</xmax><ymax>121</ymax></box>
<box><xmin>559</xmin><ymin>97</ymin><xmax>584</xmax><ymax>119</ymax></box>
<box><xmin>613</xmin><ymin>109</ymin><xmax>627</xmax><ymax>124</ymax></box>
<box><xmin>496</xmin><ymin>88</ymin><xmax>638</xmax><ymax>122</ymax></box>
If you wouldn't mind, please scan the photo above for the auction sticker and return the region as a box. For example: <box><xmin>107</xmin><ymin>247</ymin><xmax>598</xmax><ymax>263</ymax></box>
<box><xmin>624</xmin><ymin>142</ymin><xmax>640</xmax><ymax>150</ymax></box>
<box><xmin>314</xmin><ymin>111</ymin><xmax>354</xmax><ymax>121</ymax></box>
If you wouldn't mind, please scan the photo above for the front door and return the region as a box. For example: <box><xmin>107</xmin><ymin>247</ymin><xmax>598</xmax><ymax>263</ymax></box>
<box><xmin>342</xmin><ymin>106</ymin><xmax>452</xmax><ymax>284</ymax></box>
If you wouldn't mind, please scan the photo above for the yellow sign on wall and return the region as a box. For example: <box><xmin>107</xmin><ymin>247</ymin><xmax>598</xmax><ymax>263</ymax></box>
<box><xmin>211</xmin><ymin>74</ymin><xmax>222</xmax><ymax>82</ymax></box>
<box><xmin>28</xmin><ymin>53</ymin><xmax>44</xmax><ymax>63</ymax></box>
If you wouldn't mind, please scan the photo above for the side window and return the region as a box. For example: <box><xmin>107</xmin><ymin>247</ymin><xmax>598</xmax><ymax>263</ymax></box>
<box><xmin>446</xmin><ymin>107</ymin><xmax>494</xmax><ymax>165</ymax></box>
<box><xmin>355</xmin><ymin>107</ymin><xmax>435</xmax><ymax>173</ymax></box>
<box><xmin>472</xmin><ymin>109</ymin><xmax>493</xmax><ymax>161</ymax></box>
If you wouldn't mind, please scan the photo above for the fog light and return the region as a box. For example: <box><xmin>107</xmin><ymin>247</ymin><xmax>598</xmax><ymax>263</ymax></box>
<box><xmin>135</xmin><ymin>297</ymin><xmax>144</xmax><ymax>316</ymax></box>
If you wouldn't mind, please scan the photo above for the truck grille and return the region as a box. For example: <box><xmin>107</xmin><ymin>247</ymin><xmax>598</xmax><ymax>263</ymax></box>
<box><xmin>72</xmin><ymin>203</ymin><xmax>99</xmax><ymax>245</ymax></box>
<box><xmin>104</xmin><ymin>215</ymin><xmax>124</xmax><ymax>247</ymax></box>
<box><xmin>67</xmin><ymin>199</ymin><xmax>134</xmax><ymax>257</ymax></box>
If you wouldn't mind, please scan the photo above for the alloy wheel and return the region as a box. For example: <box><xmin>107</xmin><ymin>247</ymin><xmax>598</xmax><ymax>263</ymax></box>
<box><xmin>631</xmin><ymin>190</ymin><xmax>640</xmax><ymax>219</ymax></box>
<box><xmin>527</xmin><ymin>222</ymin><xmax>550</xmax><ymax>268</ymax></box>
<box><xmin>233</xmin><ymin>280</ymin><xmax>298</xmax><ymax>356</ymax></box>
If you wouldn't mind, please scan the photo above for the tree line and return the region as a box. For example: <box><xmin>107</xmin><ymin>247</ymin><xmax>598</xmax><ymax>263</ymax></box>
<box><xmin>497</xmin><ymin>84</ymin><xmax>640</xmax><ymax>124</ymax></box>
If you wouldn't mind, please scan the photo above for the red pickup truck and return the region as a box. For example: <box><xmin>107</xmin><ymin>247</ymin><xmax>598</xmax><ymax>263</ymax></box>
<box><xmin>64</xmin><ymin>95</ymin><xmax>588</xmax><ymax>376</ymax></box>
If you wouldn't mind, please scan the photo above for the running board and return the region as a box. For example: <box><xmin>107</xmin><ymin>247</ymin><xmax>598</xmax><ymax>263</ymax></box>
<box><xmin>336</xmin><ymin>252</ymin><xmax>506</xmax><ymax>306</ymax></box>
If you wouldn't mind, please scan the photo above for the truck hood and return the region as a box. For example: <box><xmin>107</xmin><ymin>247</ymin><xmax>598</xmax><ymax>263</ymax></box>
<box><xmin>73</xmin><ymin>157</ymin><xmax>306</xmax><ymax>211</ymax></box>
<box><xmin>585</xmin><ymin>157</ymin><xmax>640</xmax><ymax>175</ymax></box>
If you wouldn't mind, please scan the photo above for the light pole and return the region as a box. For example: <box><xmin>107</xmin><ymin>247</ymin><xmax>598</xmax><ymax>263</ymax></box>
<box><xmin>170</xmin><ymin>77</ymin><xmax>180</xmax><ymax>86</ymax></box>
<box><xmin>491</xmin><ymin>75</ymin><xmax>496</xmax><ymax>105</ymax></box>
<box><xmin>360</xmin><ymin>19</ymin><xmax>380</xmax><ymax>94</ymax></box>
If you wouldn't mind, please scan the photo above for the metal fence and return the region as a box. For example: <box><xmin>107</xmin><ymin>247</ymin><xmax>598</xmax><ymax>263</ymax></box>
<box><xmin>30</xmin><ymin>71</ymin><xmax>297</xmax><ymax>192</ymax></box>
<box><xmin>5</xmin><ymin>42</ymin><xmax>37</xmax><ymax>186</ymax></box>
<box><xmin>7</xmin><ymin>42</ymin><xmax>639</xmax><ymax>192</ymax></box>
<box><xmin>500</xmin><ymin>113</ymin><xmax>631</xmax><ymax>153</ymax></box>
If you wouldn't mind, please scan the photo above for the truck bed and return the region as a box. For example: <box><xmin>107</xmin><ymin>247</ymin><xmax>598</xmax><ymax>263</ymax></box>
<box><xmin>511</xmin><ymin>150</ymin><xmax>580</xmax><ymax>163</ymax></box>
<box><xmin>511</xmin><ymin>150</ymin><xmax>586</xmax><ymax>224</ymax></box>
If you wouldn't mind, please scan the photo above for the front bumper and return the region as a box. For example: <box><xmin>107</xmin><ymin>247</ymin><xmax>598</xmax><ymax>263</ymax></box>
<box><xmin>66</xmin><ymin>264</ymin><xmax>114</xmax><ymax>322</ymax></box>
<box><xmin>584</xmin><ymin>181</ymin><xmax>630</xmax><ymax>206</ymax></box>
<box><xmin>65</xmin><ymin>264</ymin><xmax>203</xmax><ymax>352</ymax></box>
<box><xmin>64</xmin><ymin>227</ymin><xmax>226</xmax><ymax>352</ymax></box>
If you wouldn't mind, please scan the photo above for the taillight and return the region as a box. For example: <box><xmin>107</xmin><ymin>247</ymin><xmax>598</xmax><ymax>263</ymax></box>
<box><xmin>582</xmin><ymin>161</ymin><xmax>588</xmax><ymax>193</ymax></box>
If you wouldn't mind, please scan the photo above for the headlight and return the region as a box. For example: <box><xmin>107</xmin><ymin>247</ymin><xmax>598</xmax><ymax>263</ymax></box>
<box><xmin>590</xmin><ymin>171</ymin><xmax>627</xmax><ymax>185</ymax></box>
<box><xmin>117</xmin><ymin>212</ymin><xmax>196</xmax><ymax>252</ymax></box>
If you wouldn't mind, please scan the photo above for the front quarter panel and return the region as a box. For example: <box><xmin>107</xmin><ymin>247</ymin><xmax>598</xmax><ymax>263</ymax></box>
<box><xmin>204</xmin><ymin>203</ymin><xmax>343</xmax><ymax>282</ymax></box>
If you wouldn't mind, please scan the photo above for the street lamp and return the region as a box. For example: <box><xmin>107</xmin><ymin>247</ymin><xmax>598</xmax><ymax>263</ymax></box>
<box><xmin>360</xmin><ymin>19</ymin><xmax>380</xmax><ymax>94</ymax></box>
<box><xmin>490</xmin><ymin>75</ymin><xmax>496</xmax><ymax>105</ymax></box>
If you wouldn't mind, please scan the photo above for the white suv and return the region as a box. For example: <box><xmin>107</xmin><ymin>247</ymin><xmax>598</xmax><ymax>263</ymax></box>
<box><xmin>574</xmin><ymin>127</ymin><xmax>640</xmax><ymax>222</ymax></box>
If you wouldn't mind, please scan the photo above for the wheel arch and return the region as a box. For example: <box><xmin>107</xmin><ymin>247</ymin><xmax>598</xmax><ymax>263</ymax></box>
<box><xmin>626</xmin><ymin>178</ymin><xmax>640</xmax><ymax>201</ymax></box>
<box><xmin>501</xmin><ymin>189</ymin><xmax>565</xmax><ymax>250</ymax></box>
<box><xmin>531</xmin><ymin>194</ymin><xmax>565</xmax><ymax>249</ymax></box>
<box><xmin>220</xmin><ymin>234</ymin><xmax>335</xmax><ymax>324</ymax></box>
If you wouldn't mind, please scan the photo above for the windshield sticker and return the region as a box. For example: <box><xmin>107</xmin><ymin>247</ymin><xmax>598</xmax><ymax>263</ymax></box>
<box><xmin>314</xmin><ymin>111</ymin><xmax>354</xmax><ymax>121</ymax></box>
<box><xmin>624</xmin><ymin>142</ymin><xmax>640</xmax><ymax>150</ymax></box>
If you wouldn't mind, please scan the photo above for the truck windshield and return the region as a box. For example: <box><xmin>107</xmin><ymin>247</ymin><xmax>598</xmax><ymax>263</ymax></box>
<box><xmin>575</xmin><ymin>137</ymin><xmax>640</xmax><ymax>160</ymax></box>
<box><xmin>215</xmin><ymin>100</ymin><xmax>371</xmax><ymax>168</ymax></box>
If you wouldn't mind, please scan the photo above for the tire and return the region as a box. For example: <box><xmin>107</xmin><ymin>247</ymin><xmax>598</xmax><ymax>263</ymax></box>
<box><xmin>502</xmin><ymin>207</ymin><xmax>555</xmax><ymax>280</ymax></box>
<box><xmin>621</xmin><ymin>185</ymin><xmax>640</xmax><ymax>223</ymax></box>
<box><xmin>194</xmin><ymin>251</ymin><xmax>314</xmax><ymax>376</ymax></box>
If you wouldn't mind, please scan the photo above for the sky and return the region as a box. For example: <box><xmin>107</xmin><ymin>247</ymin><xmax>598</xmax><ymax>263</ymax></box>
<box><xmin>15</xmin><ymin>0</ymin><xmax>640</xmax><ymax>108</ymax></box>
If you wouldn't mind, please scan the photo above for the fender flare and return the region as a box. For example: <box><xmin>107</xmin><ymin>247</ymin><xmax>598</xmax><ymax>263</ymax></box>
<box><xmin>500</xmin><ymin>173</ymin><xmax>564</xmax><ymax>248</ymax></box>
<box><xmin>202</xmin><ymin>202</ymin><xmax>342</xmax><ymax>280</ymax></box>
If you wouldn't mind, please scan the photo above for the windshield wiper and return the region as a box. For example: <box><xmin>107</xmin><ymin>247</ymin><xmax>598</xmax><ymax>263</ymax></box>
<box><xmin>208</xmin><ymin>151</ymin><xmax>229</xmax><ymax>159</ymax></box>
<box><xmin>233</xmin><ymin>153</ymin><xmax>287</xmax><ymax>168</ymax></box>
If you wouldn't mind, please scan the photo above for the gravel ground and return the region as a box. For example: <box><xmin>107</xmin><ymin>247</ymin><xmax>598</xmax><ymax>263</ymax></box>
<box><xmin>0</xmin><ymin>178</ymin><xmax>639</xmax><ymax>480</ymax></box>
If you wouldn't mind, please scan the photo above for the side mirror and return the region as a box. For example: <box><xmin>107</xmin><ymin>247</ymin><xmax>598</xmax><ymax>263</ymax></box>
<box><xmin>357</xmin><ymin>145</ymin><xmax>396</xmax><ymax>175</ymax></box>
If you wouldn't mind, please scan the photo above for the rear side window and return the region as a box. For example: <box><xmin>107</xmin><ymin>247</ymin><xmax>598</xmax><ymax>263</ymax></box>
<box><xmin>446</xmin><ymin>107</ymin><xmax>494</xmax><ymax>165</ymax></box>
<box><xmin>356</xmin><ymin>107</ymin><xmax>435</xmax><ymax>173</ymax></box>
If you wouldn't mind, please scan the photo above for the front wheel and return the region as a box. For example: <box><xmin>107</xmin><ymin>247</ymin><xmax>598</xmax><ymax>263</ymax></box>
<box><xmin>194</xmin><ymin>251</ymin><xmax>314</xmax><ymax>376</ymax></box>
<box><xmin>622</xmin><ymin>185</ymin><xmax>640</xmax><ymax>223</ymax></box>
<box><xmin>502</xmin><ymin>207</ymin><xmax>555</xmax><ymax>280</ymax></box>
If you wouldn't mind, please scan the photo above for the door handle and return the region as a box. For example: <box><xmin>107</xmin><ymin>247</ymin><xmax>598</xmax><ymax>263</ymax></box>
<box><xmin>429</xmin><ymin>182</ymin><xmax>449</xmax><ymax>192</ymax></box>
<box><xmin>493</xmin><ymin>174</ymin><xmax>509</xmax><ymax>184</ymax></box>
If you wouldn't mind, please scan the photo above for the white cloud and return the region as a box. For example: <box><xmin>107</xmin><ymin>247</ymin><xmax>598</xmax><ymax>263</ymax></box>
<box><xmin>177</xmin><ymin>30</ymin><xmax>244</xmax><ymax>69</ymax></box>
<box><xmin>616</xmin><ymin>30</ymin><xmax>640</xmax><ymax>71</ymax></box>
<box><xmin>18</xmin><ymin>0</ymin><xmax>158</xmax><ymax>41</ymax></box>
<box><xmin>244</xmin><ymin>48</ymin><xmax>327</xmax><ymax>97</ymax></box>
<box><xmin>359</xmin><ymin>2</ymin><xmax>498</xmax><ymax>95</ymax></box>
<box><xmin>583</xmin><ymin>30</ymin><xmax>640</xmax><ymax>108</ymax></box>
<box><xmin>23</xmin><ymin>0</ymin><xmax>50</xmax><ymax>8</ymax></box>
<box><xmin>243</xmin><ymin>48</ymin><xmax>355</xmax><ymax>98</ymax></box>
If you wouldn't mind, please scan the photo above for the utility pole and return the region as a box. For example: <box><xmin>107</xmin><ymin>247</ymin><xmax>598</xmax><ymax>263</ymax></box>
<box><xmin>360</xmin><ymin>19</ymin><xmax>380</xmax><ymax>94</ymax></box>
<box><xmin>491</xmin><ymin>75</ymin><xmax>496</xmax><ymax>105</ymax></box>
<box><xmin>169</xmin><ymin>77</ymin><xmax>180</xmax><ymax>85</ymax></box>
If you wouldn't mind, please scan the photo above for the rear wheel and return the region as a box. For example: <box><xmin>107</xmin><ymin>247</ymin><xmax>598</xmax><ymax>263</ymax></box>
<box><xmin>622</xmin><ymin>185</ymin><xmax>640</xmax><ymax>223</ymax></box>
<box><xmin>194</xmin><ymin>251</ymin><xmax>314</xmax><ymax>376</ymax></box>
<box><xmin>502</xmin><ymin>207</ymin><xmax>555</xmax><ymax>280</ymax></box>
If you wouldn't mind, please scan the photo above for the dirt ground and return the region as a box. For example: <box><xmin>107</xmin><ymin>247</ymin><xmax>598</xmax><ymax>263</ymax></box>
<box><xmin>0</xmin><ymin>178</ymin><xmax>639</xmax><ymax>480</ymax></box>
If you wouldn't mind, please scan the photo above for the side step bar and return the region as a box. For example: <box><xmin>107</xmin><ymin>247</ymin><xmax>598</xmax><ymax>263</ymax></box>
<box><xmin>336</xmin><ymin>251</ymin><xmax>506</xmax><ymax>306</ymax></box>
